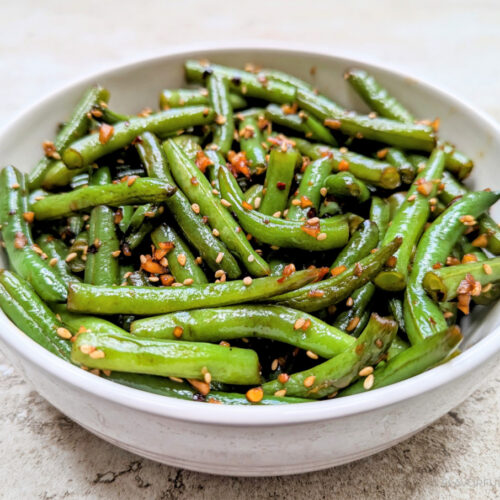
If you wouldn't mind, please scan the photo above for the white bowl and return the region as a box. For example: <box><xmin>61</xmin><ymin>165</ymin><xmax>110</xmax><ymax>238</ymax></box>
<box><xmin>0</xmin><ymin>43</ymin><xmax>499</xmax><ymax>477</ymax></box>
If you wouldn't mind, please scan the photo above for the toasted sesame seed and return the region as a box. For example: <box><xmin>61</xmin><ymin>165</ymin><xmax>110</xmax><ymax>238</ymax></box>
<box><xmin>183</xmin><ymin>278</ymin><xmax>194</xmax><ymax>285</ymax></box>
<box><xmin>316</xmin><ymin>232</ymin><xmax>327</xmax><ymax>241</ymax></box>
<box><xmin>271</xmin><ymin>358</ymin><xmax>279</xmax><ymax>371</ymax></box>
<box><xmin>407</xmin><ymin>194</ymin><xmax>417</xmax><ymax>202</ymax></box>
<box><xmin>220</xmin><ymin>198</ymin><xmax>231</xmax><ymax>208</ymax></box>
<box><xmin>49</xmin><ymin>257</ymin><xmax>58</xmax><ymax>267</ymax></box>
<box><xmin>56</xmin><ymin>327</ymin><xmax>72</xmax><ymax>339</ymax></box>
<box><xmin>483</xmin><ymin>283</ymin><xmax>493</xmax><ymax>293</ymax></box>
<box><xmin>177</xmin><ymin>253</ymin><xmax>187</xmax><ymax>266</ymax></box>
<box><xmin>195</xmin><ymin>256</ymin><xmax>203</xmax><ymax>265</ymax></box>
<box><xmin>294</xmin><ymin>318</ymin><xmax>306</xmax><ymax>330</ymax></box>
<box><xmin>320</xmin><ymin>187</ymin><xmax>328</xmax><ymax>197</ymax></box>
<box><xmin>148</xmin><ymin>276</ymin><xmax>159</xmax><ymax>282</ymax></box>
<box><xmin>173</xmin><ymin>326</ymin><xmax>183</xmax><ymax>338</ymax></box>
<box><xmin>89</xmin><ymin>349</ymin><xmax>105</xmax><ymax>359</ymax></box>
<box><xmin>111</xmin><ymin>250</ymin><xmax>121</xmax><ymax>258</ymax></box>
<box><xmin>214</xmin><ymin>269</ymin><xmax>225</xmax><ymax>278</ymax></box>
<box><xmin>65</xmin><ymin>252</ymin><xmax>78</xmax><ymax>262</ymax></box>
<box><xmin>270</xmin><ymin>245</ymin><xmax>280</xmax><ymax>251</ymax></box>
<box><xmin>346</xmin><ymin>297</ymin><xmax>354</xmax><ymax>307</ymax></box>
<box><xmin>483</xmin><ymin>263</ymin><xmax>492</xmax><ymax>275</ymax></box>
<box><xmin>219</xmin><ymin>341</ymin><xmax>230</xmax><ymax>347</ymax></box>
<box><xmin>346</xmin><ymin>316</ymin><xmax>360</xmax><ymax>332</ymax></box>
<box><xmin>79</xmin><ymin>344</ymin><xmax>95</xmax><ymax>354</ymax></box>
<box><xmin>216</xmin><ymin>252</ymin><xmax>224</xmax><ymax>264</ymax></box>
<box><xmin>140</xmin><ymin>254</ymin><xmax>147</xmax><ymax>264</ymax></box>
<box><xmin>272</xmin><ymin>211</ymin><xmax>282</xmax><ymax>218</ymax></box>
<box><xmin>254</xmin><ymin>196</ymin><xmax>262</xmax><ymax>209</ymax></box>
<box><xmin>291</xmin><ymin>199</ymin><xmax>301</xmax><ymax>206</ymax></box>
<box><xmin>363</xmin><ymin>374</ymin><xmax>375</xmax><ymax>390</ymax></box>
<box><xmin>243</xmin><ymin>276</ymin><xmax>253</xmax><ymax>286</ymax></box>
<box><xmin>204</xmin><ymin>371</ymin><xmax>212</xmax><ymax>384</ymax></box>
<box><xmin>306</xmin><ymin>350</ymin><xmax>319</xmax><ymax>360</ymax></box>
<box><xmin>212</xmin><ymin>188</ymin><xmax>220</xmax><ymax>195</ymax></box>
<box><xmin>188</xmin><ymin>379</ymin><xmax>210</xmax><ymax>395</ymax></box>
<box><xmin>359</xmin><ymin>366</ymin><xmax>374</xmax><ymax>377</ymax></box>
<box><xmin>191</xmin><ymin>203</ymin><xmax>200</xmax><ymax>214</ymax></box>
<box><xmin>303</xmin><ymin>375</ymin><xmax>316</xmax><ymax>388</ymax></box>
<box><xmin>307</xmin><ymin>217</ymin><xmax>320</xmax><ymax>225</ymax></box>
<box><xmin>169</xmin><ymin>376</ymin><xmax>184</xmax><ymax>383</ymax></box>
<box><xmin>248</xmin><ymin>255</ymin><xmax>255</xmax><ymax>263</ymax></box>
<box><xmin>274</xmin><ymin>389</ymin><xmax>287</xmax><ymax>397</ymax></box>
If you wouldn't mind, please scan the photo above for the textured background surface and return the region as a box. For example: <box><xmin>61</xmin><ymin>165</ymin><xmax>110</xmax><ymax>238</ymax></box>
<box><xmin>0</xmin><ymin>1</ymin><xmax>499</xmax><ymax>498</ymax></box>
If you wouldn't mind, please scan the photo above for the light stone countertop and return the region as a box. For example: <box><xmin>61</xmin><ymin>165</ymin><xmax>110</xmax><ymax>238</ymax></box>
<box><xmin>0</xmin><ymin>1</ymin><xmax>499</xmax><ymax>498</ymax></box>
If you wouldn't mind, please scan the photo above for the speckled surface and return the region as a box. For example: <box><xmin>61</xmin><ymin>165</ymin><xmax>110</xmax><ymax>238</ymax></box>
<box><xmin>0</xmin><ymin>1</ymin><xmax>499</xmax><ymax>498</ymax></box>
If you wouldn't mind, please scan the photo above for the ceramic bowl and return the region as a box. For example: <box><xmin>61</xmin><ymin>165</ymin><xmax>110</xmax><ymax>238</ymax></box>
<box><xmin>0</xmin><ymin>43</ymin><xmax>499</xmax><ymax>476</ymax></box>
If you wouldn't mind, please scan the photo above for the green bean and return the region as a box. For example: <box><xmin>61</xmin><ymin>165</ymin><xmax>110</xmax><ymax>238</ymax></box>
<box><xmin>370</xmin><ymin>196</ymin><xmax>390</xmax><ymax>241</ymax></box>
<box><xmin>375</xmin><ymin>148</ymin><xmax>446</xmax><ymax>291</ymax></box>
<box><xmin>164</xmin><ymin>139</ymin><xmax>270</xmax><ymax>276</ymax></box>
<box><xmin>97</xmin><ymin>107</ymin><xmax>132</xmax><ymax>124</ymax></box>
<box><xmin>387</xmin><ymin>191</ymin><xmax>407</xmax><ymax>220</ymax></box>
<box><xmin>41</xmin><ymin>162</ymin><xmax>89</xmax><ymax>190</ymax></box>
<box><xmin>384</xmin><ymin>148</ymin><xmax>416</xmax><ymax>184</ymax></box>
<box><xmin>387</xmin><ymin>335</ymin><xmax>410</xmax><ymax>360</ymax></box>
<box><xmin>0</xmin><ymin>166</ymin><xmax>67</xmax><ymax>301</ymax></box>
<box><xmin>297</xmin><ymin>88</ymin><xmax>435</xmax><ymax>151</ymax></box>
<box><xmin>70</xmin><ymin>172</ymin><xmax>90</xmax><ymax>190</ymax></box>
<box><xmin>207</xmin><ymin>74</ymin><xmax>234</xmax><ymax>155</ymax></box>
<box><xmin>388</xmin><ymin>297</ymin><xmax>406</xmax><ymax>333</ymax></box>
<box><xmin>260</xmin><ymin>149</ymin><xmax>299</xmax><ymax>216</ymax></box>
<box><xmin>67</xmin><ymin>267</ymin><xmax>321</xmax><ymax>316</ymax></box>
<box><xmin>292</xmin><ymin>138</ymin><xmax>400</xmax><ymax>189</ymax></box>
<box><xmin>286</xmin><ymin>157</ymin><xmax>332</xmax><ymax>220</ymax></box>
<box><xmin>36</xmin><ymin>235</ymin><xmax>79</xmax><ymax>286</ymax></box>
<box><xmin>62</xmin><ymin>106</ymin><xmax>215</xmax><ymax>168</ymax></box>
<box><xmin>423</xmin><ymin>257</ymin><xmax>500</xmax><ymax>301</ymax></box>
<box><xmin>268</xmin><ymin>258</ymin><xmax>287</xmax><ymax>276</ymax></box>
<box><xmin>323</xmin><ymin>172</ymin><xmax>370</xmax><ymax>203</ymax></box>
<box><xmin>67</xmin><ymin>214</ymin><xmax>85</xmax><ymax>237</ymax></box>
<box><xmin>126</xmin><ymin>270</ymin><xmax>151</xmax><ymax>287</ymax></box>
<box><xmin>29</xmin><ymin>86</ymin><xmax>109</xmax><ymax>189</ymax></box>
<box><xmin>265</xmin><ymin>104</ymin><xmax>337</xmax><ymax>145</ymax></box>
<box><xmin>404</xmin><ymin>190</ymin><xmax>500</xmax><ymax>344</ymax></box>
<box><xmin>344</xmin><ymin>69</ymin><xmax>473</xmax><ymax>178</ymax></box>
<box><xmin>331</xmin><ymin>220</ymin><xmax>379</xmax><ymax>269</ymax></box>
<box><xmin>151</xmin><ymin>224</ymin><xmax>208</xmax><ymax>284</ymax></box>
<box><xmin>243</xmin><ymin>184</ymin><xmax>264</xmax><ymax>207</ymax></box>
<box><xmin>262</xmin><ymin>313</ymin><xmax>397</xmax><ymax>398</ymax></box>
<box><xmin>345</xmin><ymin>68</ymin><xmax>415</xmax><ymax>123</ymax></box>
<box><xmin>339</xmin><ymin>325</ymin><xmax>462</xmax><ymax>396</ymax></box>
<box><xmin>457</xmin><ymin>235</ymin><xmax>487</xmax><ymax>262</ymax></box>
<box><xmin>32</xmin><ymin>177</ymin><xmax>176</xmax><ymax>220</ymax></box>
<box><xmin>66</xmin><ymin>231</ymin><xmax>88</xmax><ymax>273</ymax></box>
<box><xmin>72</xmin><ymin>331</ymin><xmax>261</xmax><ymax>385</ymax></box>
<box><xmin>219</xmin><ymin>167</ymin><xmax>349</xmax><ymax>250</ymax></box>
<box><xmin>84</xmin><ymin>167</ymin><xmax>120</xmax><ymax>286</ymax></box>
<box><xmin>185</xmin><ymin>60</ymin><xmax>296</xmax><ymax>104</ymax></box>
<box><xmin>269</xmin><ymin>237</ymin><xmax>402</xmax><ymax>312</ymax></box>
<box><xmin>171</xmin><ymin>134</ymin><xmax>202</xmax><ymax>160</ymax></box>
<box><xmin>333</xmin><ymin>282</ymin><xmax>375</xmax><ymax>335</ymax></box>
<box><xmin>0</xmin><ymin>270</ymin><xmax>72</xmax><ymax>359</ymax></box>
<box><xmin>237</xmin><ymin>114</ymin><xmax>267</xmax><ymax>172</ymax></box>
<box><xmin>136</xmin><ymin>133</ymin><xmax>241</xmax><ymax>278</ymax></box>
<box><xmin>257</xmin><ymin>69</ymin><xmax>313</xmax><ymax>91</ymax></box>
<box><xmin>123</xmin><ymin>221</ymin><xmax>153</xmax><ymax>250</ymax></box>
<box><xmin>440</xmin><ymin>171</ymin><xmax>500</xmax><ymax>255</ymax></box>
<box><xmin>126</xmin><ymin>204</ymin><xmax>162</xmax><ymax>235</ymax></box>
<box><xmin>159</xmin><ymin>88</ymin><xmax>247</xmax><ymax>110</ymax></box>
<box><xmin>131</xmin><ymin>305</ymin><xmax>355</xmax><ymax>358</ymax></box>
<box><xmin>319</xmin><ymin>200</ymin><xmax>341</xmax><ymax>217</ymax></box>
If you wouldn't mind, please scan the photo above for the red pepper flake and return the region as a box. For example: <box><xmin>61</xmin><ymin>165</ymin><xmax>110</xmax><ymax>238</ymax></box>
<box><xmin>386</xmin><ymin>255</ymin><xmax>397</xmax><ymax>268</ymax></box>
<box><xmin>242</xmin><ymin>200</ymin><xmax>253</xmax><ymax>211</ymax></box>
<box><xmin>141</xmin><ymin>255</ymin><xmax>166</xmax><ymax>275</ymax></box>
<box><xmin>173</xmin><ymin>326</ymin><xmax>184</xmax><ymax>338</ymax></box>
<box><xmin>266</xmin><ymin>134</ymin><xmax>296</xmax><ymax>151</ymax></box>
<box><xmin>301</xmin><ymin>318</ymin><xmax>311</xmax><ymax>331</ymax></box>
<box><xmin>158</xmin><ymin>241</ymin><xmax>175</xmax><ymax>252</ymax></box>
<box><xmin>276</xmin><ymin>182</ymin><xmax>287</xmax><ymax>191</ymax></box>
<box><xmin>300</xmin><ymin>221</ymin><xmax>320</xmax><ymax>238</ymax></box>
<box><xmin>324</xmin><ymin>118</ymin><xmax>342</xmax><ymax>129</ymax></box>
<box><xmin>354</xmin><ymin>262</ymin><xmax>363</xmax><ymax>276</ymax></box>
<box><xmin>471</xmin><ymin>233</ymin><xmax>488</xmax><ymax>248</ymax></box>
<box><xmin>331</xmin><ymin>265</ymin><xmax>347</xmax><ymax>276</ymax></box>
<box><xmin>277</xmin><ymin>263</ymin><xmax>296</xmax><ymax>283</ymax></box>
<box><xmin>457</xmin><ymin>293</ymin><xmax>471</xmax><ymax>315</ymax></box>
<box><xmin>194</xmin><ymin>151</ymin><xmax>213</xmax><ymax>173</ymax></box>
<box><xmin>246</xmin><ymin>387</ymin><xmax>264</xmax><ymax>403</ymax></box>
<box><xmin>190</xmin><ymin>176</ymin><xmax>199</xmax><ymax>185</ymax></box>
<box><xmin>338</xmin><ymin>159</ymin><xmax>349</xmax><ymax>171</ymax></box>
<box><xmin>376</xmin><ymin>148</ymin><xmax>388</xmax><ymax>159</ymax></box>
<box><xmin>462</xmin><ymin>254</ymin><xmax>478</xmax><ymax>264</ymax></box>
<box><xmin>160</xmin><ymin>274</ymin><xmax>175</xmax><ymax>286</ymax></box>
<box><xmin>416</xmin><ymin>181</ymin><xmax>433</xmax><ymax>196</ymax></box>
<box><xmin>432</xmin><ymin>262</ymin><xmax>442</xmax><ymax>270</ymax></box>
<box><xmin>299</xmin><ymin>195</ymin><xmax>313</xmax><ymax>209</ymax></box>
<box><xmin>227</xmin><ymin>150</ymin><xmax>251</xmax><ymax>178</ymax></box>
<box><xmin>281</xmin><ymin>102</ymin><xmax>298</xmax><ymax>115</ymax></box>
<box><xmin>22</xmin><ymin>212</ymin><xmax>35</xmax><ymax>223</ymax></box>
<box><xmin>114</xmin><ymin>209</ymin><xmax>123</xmax><ymax>224</ymax></box>
<box><xmin>98</xmin><ymin>123</ymin><xmax>114</xmax><ymax>144</ymax></box>
<box><xmin>42</xmin><ymin>140</ymin><xmax>60</xmax><ymax>160</ymax></box>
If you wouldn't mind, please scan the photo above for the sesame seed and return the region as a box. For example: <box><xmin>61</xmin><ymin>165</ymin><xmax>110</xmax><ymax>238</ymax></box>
<box><xmin>272</xmin><ymin>211</ymin><xmax>282</xmax><ymax>218</ymax></box>
<box><xmin>316</xmin><ymin>232</ymin><xmax>327</xmax><ymax>241</ymax></box>
<box><xmin>79</xmin><ymin>344</ymin><xmax>95</xmax><ymax>354</ymax></box>
<box><xmin>346</xmin><ymin>297</ymin><xmax>354</xmax><ymax>307</ymax></box>
<box><xmin>306</xmin><ymin>350</ymin><xmax>319</xmax><ymax>360</ymax></box>
<box><xmin>216</xmin><ymin>252</ymin><xmax>224</xmax><ymax>264</ymax></box>
<box><xmin>407</xmin><ymin>194</ymin><xmax>417</xmax><ymax>202</ymax></box>
<box><xmin>148</xmin><ymin>276</ymin><xmax>159</xmax><ymax>282</ymax></box>
<box><xmin>140</xmin><ymin>254</ymin><xmax>147</xmax><ymax>264</ymax></box>
<box><xmin>358</xmin><ymin>366</ymin><xmax>374</xmax><ymax>377</ymax></box>
<box><xmin>248</xmin><ymin>255</ymin><xmax>255</xmax><ymax>263</ymax></box>
<box><xmin>212</xmin><ymin>189</ymin><xmax>220</xmax><ymax>195</ymax></box>
<box><xmin>212</xmin><ymin>228</ymin><xmax>220</xmax><ymax>237</ymax></box>
<box><xmin>56</xmin><ymin>327</ymin><xmax>72</xmax><ymax>339</ymax></box>
<box><xmin>303</xmin><ymin>375</ymin><xmax>316</xmax><ymax>388</ymax></box>
<box><xmin>65</xmin><ymin>252</ymin><xmax>78</xmax><ymax>262</ymax></box>
<box><xmin>183</xmin><ymin>278</ymin><xmax>194</xmax><ymax>285</ymax></box>
<box><xmin>320</xmin><ymin>187</ymin><xmax>328</xmax><ymax>197</ymax></box>
<box><xmin>173</xmin><ymin>326</ymin><xmax>183</xmax><ymax>338</ymax></box>
<box><xmin>195</xmin><ymin>256</ymin><xmax>203</xmax><ymax>265</ymax></box>
<box><xmin>191</xmin><ymin>203</ymin><xmax>200</xmax><ymax>214</ymax></box>
<box><xmin>307</xmin><ymin>217</ymin><xmax>320</xmax><ymax>225</ymax></box>
<box><xmin>111</xmin><ymin>250</ymin><xmax>121</xmax><ymax>258</ymax></box>
<box><xmin>169</xmin><ymin>376</ymin><xmax>184</xmax><ymax>383</ymax></box>
<box><xmin>49</xmin><ymin>257</ymin><xmax>58</xmax><ymax>267</ymax></box>
<box><xmin>254</xmin><ymin>197</ymin><xmax>262</xmax><ymax>209</ymax></box>
<box><xmin>177</xmin><ymin>253</ymin><xmax>187</xmax><ymax>266</ymax></box>
<box><xmin>243</xmin><ymin>276</ymin><xmax>253</xmax><ymax>286</ymax></box>
<box><xmin>274</xmin><ymin>389</ymin><xmax>287</xmax><ymax>397</ymax></box>
<box><xmin>89</xmin><ymin>350</ymin><xmax>105</xmax><ymax>359</ymax></box>
<box><xmin>363</xmin><ymin>374</ymin><xmax>375</xmax><ymax>390</ymax></box>
<box><xmin>204</xmin><ymin>371</ymin><xmax>212</xmax><ymax>384</ymax></box>
<box><xmin>483</xmin><ymin>283</ymin><xmax>493</xmax><ymax>293</ymax></box>
<box><xmin>220</xmin><ymin>198</ymin><xmax>231</xmax><ymax>208</ymax></box>
<box><xmin>291</xmin><ymin>199</ymin><xmax>301</xmax><ymax>206</ymax></box>
<box><xmin>271</xmin><ymin>358</ymin><xmax>279</xmax><ymax>371</ymax></box>
<box><xmin>214</xmin><ymin>269</ymin><xmax>225</xmax><ymax>278</ymax></box>
<box><xmin>294</xmin><ymin>318</ymin><xmax>306</xmax><ymax>330</ymax></box>
<box><xmin>483</xmin><ymin>263</ymin><xmax>492</xmax><ymax>275</ymax></box>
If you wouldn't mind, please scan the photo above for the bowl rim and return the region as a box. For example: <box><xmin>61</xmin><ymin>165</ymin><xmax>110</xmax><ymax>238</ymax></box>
<box><xmin>1</xmin><ymin>41</ymin><xmax>499</xmax><ymax>427</ymax></box>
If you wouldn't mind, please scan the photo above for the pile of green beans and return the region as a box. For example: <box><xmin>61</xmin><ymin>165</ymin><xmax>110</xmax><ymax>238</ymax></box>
<box><xmin>2</xmin><ymin>60</ymin><xmax>499</xmax><ymax>405</ymax></box>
